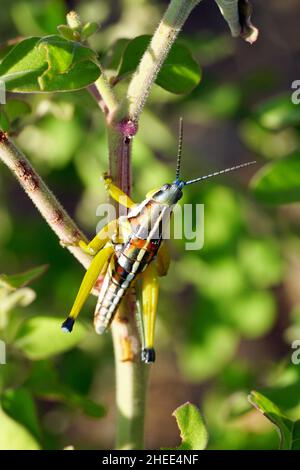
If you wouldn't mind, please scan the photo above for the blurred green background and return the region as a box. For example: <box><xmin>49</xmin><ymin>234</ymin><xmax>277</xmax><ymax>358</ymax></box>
<box><xmin>1</xmin><ymin>0</ymin><xmax>300</xmax><ymax>450</ymax></box>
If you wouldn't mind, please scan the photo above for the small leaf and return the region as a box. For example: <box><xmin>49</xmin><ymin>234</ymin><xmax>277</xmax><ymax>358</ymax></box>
<box><xmin>0</xmin><ymin>36</ymin><xmax>100</xmax><ymax>93</ymax></box>
<box><xmin>57</xmin><ymin>25</ymin><xmax>75</xmax><ymax>41</ymax></box>
<box><xmin>0</xmin><ymin>265</ymin><xmax>48</xmax><ymax>290</ymax></box>
<box><xmin>117</xmin><ymin>35</ymin><xmax>201</xmax><ymax>94</ymax></box>
<box><xmin>1</xmin><ymin>388</ymin><xmax>41</xmax><ymax>441</ymax></box>
<box><xmin>0</xmin><ymin>407</ymin><xmax>40</xmax><ymax>450</ymax></box>
<box><xmin>102</xmin><ymin>38</ymin><xmax>130</xmax><ymax>76</ymax></box>
<box><xmin>255</xmin><ymin>94</ymin><xmax>300</xmax><ymax>131</ymax></box>
<box><xmin>251</xmin><ymin>151</ymin><xmax>300</xmax><ymax>204</ymax></box>
<box><xmin>81</xmin><ymin>22</ymin><xmax>99</xmax><ymax>40</ymax></box>
<box><xmin>248</xmin><ymin>391</ymin><xmax>297</xmax><ymax>450</ymax></box>
<box><xmin>168</xmin><ymin>402</ymin><xmax>208</xmax><ymax>450</ymax></box>
<box><xmin>37</xmin><ymin>35</ymin><xmax>99</xmax><ymax>91</ymax></box>
<box><xmin>15</xmin><ymin>316</ymin><xmax>87</xmax><ymax>359</ymax></box>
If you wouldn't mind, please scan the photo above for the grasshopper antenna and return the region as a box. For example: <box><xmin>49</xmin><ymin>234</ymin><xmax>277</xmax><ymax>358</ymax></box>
<box><xmin>184</xmin><ymin>161</ymin><xmax>256</xmax><ymax>186</ymax></box>
<box><xmin>175</xmin><ymin>117</ymin><xmax>183</xmax><ymax>181</ymax></box>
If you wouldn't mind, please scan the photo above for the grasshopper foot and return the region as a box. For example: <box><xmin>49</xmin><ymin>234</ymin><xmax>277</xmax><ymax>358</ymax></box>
<box><xmin>61</xmin><ymin>317</ymin><xmax>75</xmax><ymax>333</ymax></box>
<box><xmin>141</xmin><ymin>348</ymin><xmax>156</xmax><ymax>364</ymax></box>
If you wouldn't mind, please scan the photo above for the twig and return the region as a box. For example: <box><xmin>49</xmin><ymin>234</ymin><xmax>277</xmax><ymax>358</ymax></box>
<box><xmin>89</xmin><ymin>71</ymin><xmax>119</xmax><ymax>121</ymax></box>
<box><xmin>0</xmin><ymin>131</ymin><xmax>92</xmax><ymax>269</ymax></box>
<box><xmin>119</xmin><ymin>0</ymin><xmax>201</xmax><ymax>122</ymax></box>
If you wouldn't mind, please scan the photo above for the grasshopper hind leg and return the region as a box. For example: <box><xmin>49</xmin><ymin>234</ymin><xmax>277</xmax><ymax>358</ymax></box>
<box><xmin>140</xmin><ymin>263</ymin><xmax>159</xmax><ymax>364</ymax></box>
<box><xmin>62</xmin><ymin>244</ymin><xmax>114</xmax><ymax>333</ymax></box>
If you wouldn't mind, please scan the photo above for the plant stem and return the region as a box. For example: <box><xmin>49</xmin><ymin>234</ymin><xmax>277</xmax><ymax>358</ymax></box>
<box><xmin>90</xmin><ymin>70</ymin><xmax>119</xmax><ymax>121</ymax></box>
<box><xmin>0</xmin><ymin>132</ymin><xmax>91</xmax><ymax>269</ymax></box>
<box><xmin>119</xmin><ymin>0</ymin><xmax>201</xmax><ymax>122</ymax></box>
<box><xmin>106</xmin><ymin>0</ymin><xmax>203</xmax><ymax>449</ymax></box>
<box><xmin>107</xmin><ymin>126</ymin><xmax>148</xmax><ymax>450</ymax></box>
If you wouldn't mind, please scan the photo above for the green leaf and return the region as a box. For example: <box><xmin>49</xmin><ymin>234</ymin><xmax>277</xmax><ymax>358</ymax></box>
<box><xmin>4</xmin><ymin>99</ymin><xmax>31</xmax><ymax>123</ymax></box>
<box><xmin>0</xmin><ymin>100</ymin><xmax>31</xmax><ymax>132</ymax></box>
<box><xmin>0</xmin><ymin>36</ymin><xmax>100</xmax><ymax>93</ymax></box>
<box><xmin>117</xmin><ymin>35</ymin><xmax>201</xmax><ymax>94</ymax></box>
<box><xmin>251</xmin><ymin>151</ymin><xmax>300</xmax><ymax>204</ymax></box>
<box><xmin>0</xmin><ymin>109</ymin><xmax>10</xmax><ymax>132</ymax></box>
<box><xmin>166</xmin><ymin>402</ymin><xmax>208</xmax><ymax>450</ymax></box>
<box><xmin>57</xmin><ymin>25</ymin><xmax>75</xmax><ymax>41</ymax></box>
<box><xmin>0</xmin><ymin>40</ymin><xmax>20</xmax><ymax>63</ymax></box>
<box><xmin>1</xmin><ymin>388</ymin><xmax>41</xmax><ymax>441</ymax></box>
<box><xmin>14</xmin><ymin>316</ymin><xmax>87</xmax><ymax>359</ymax></box>
<box><xmin>248</xmin><ymin>391</ymin><xmax>300</xmax><ymax>450</ymax></box>
<box><xmin>255</xmin><ymin>94</ymin><xmax>300</xmax><ymax>131</ymax></box>
<box><xmin>0</xmin><ymin>265</ymin><xmax>48</xmax><ymax>291</ymax></box>
<box><xmin>102</xmin><ymin>38</ymin><xmax>130</xmax><ymax>77</ymax></box>
<box><xmin>81</xmin><ymin>22</ymin><xmax>99</xmax><ymax>40</ymax></box>
<box><xmin>27</xmin><ymin>362</ymin><xmax>105</xmax><ymax>418</ymax></box>
<box><xmin>0</xmin><ymin>407</ymin><xmax>40</xmax><ymax>450</ymax></box>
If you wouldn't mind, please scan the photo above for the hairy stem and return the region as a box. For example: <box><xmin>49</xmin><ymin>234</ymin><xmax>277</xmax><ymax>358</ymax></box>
<box><xmin>90</xmin><ymin>70</ymin><xmax>119</xmax><ymax>120</ymax></box>
<box><xmin>0</xmin><ymin>132</ymin><xmax>91</xmax><ymax>269</ymax></box>
<box><xmin>119</xmin><ymin>0</ymin><xmax>201</xmax><ymax>122</ymax></box>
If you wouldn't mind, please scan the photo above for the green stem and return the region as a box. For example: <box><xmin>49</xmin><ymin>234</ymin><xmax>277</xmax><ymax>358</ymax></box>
<box><xmin>93</xmin><ymin>71</ymin><xmax>119</xmax><ymax>120</ymax></box>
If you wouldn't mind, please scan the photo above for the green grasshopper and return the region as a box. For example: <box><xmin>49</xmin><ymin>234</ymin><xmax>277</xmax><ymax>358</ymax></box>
<box><xmin>62</xmin><ymin>119</ymin><xmax>255</xmax><ymax>363</ymax></box>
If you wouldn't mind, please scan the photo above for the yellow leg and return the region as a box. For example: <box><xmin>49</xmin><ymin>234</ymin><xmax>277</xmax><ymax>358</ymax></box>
<box><xmin>141</xmin><ymin>263</ymin><xmax>159</xmax><ymax>363</ymax></box>
<box><xmin>79</xmin><ymin>219</ymin><xmax>118</xmax><ymax>256</ymax></box>
<box><xmin>156</xmin><ymin>242</ymin><xmax>171</xmax><ymax>277</ymax></box>
<box><xmin>62</xmin><ymin>244</ymin><xmax>114</xmax><ymax>333</ymax></box>
<box><xmin>103</xmin><ymin>173</ymin><xmax>136</xmax><ymax>209</ymax></box>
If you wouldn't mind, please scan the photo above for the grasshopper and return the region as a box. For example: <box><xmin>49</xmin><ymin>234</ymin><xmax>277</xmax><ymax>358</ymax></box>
<box><xmin>62</xmin><ymin>119</ymin><xmax>255</xmax><ymax>363</ymax></box>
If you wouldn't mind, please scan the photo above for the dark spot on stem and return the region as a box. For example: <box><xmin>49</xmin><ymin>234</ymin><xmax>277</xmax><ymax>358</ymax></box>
<box><xmin>72</xmin><ymin>229</ymin><xmax>82</xmax><ymax>240</ymax></box>
<box><xmin>0</xmin><ymin>131</ymin><xmax>8</xmax><ymax>143</ymax></box>
<box><xmin>51</xmin><ymin>209</ymin><xmax>64</xmax><ymax>225</ymax></box>
<box><xmin>16</xmin><ymin>160</ymin><xmax>40</xmax><ymax>191</ymax></box>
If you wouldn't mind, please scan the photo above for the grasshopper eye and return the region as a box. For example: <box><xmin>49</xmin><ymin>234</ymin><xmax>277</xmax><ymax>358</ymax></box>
<box><xmin>161</xmin><ymin>184</ymin><xmax>170</xmax><ymax>191</ymax></box>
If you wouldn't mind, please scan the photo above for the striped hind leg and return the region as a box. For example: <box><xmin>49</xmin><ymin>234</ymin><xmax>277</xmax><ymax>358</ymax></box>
<box><xmin>62</xmin><ymin>244</ymin><xmax>114</xmax><ymax>333</ymax></box>
<box><xmin>141</xmin><ymin>263</ymin><xmax>159</xmax><ymax>363</ymax></box>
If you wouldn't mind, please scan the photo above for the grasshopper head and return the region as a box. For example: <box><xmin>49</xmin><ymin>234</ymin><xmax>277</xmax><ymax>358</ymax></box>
<box><xmin>151</xmin><ymin>180</ymin><xmax>184</xmax><ymax>206</ymax></box>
